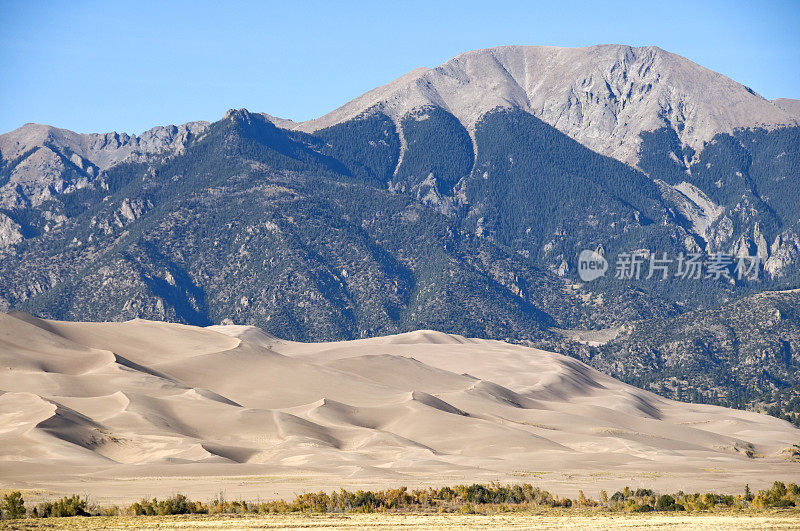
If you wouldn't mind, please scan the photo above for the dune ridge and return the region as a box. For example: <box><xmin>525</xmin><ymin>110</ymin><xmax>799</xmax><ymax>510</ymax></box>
<box><xmin>1</xmin><ymin>312</ymin><xmax>798</xmax><ymax>503</ymax></box>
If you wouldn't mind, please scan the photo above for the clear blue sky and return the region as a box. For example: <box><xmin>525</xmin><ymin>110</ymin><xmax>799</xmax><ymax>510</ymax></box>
<box><xmin>1</xmin><ymin>0</ymin><xmax>798</xmax><ymax>135</ymax></box>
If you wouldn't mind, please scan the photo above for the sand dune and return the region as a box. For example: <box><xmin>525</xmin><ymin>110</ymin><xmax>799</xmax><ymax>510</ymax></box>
<box><xmin>1</xmin><ymin>311</ymin><xmax>798</xmax><ymax>503</ymax></box>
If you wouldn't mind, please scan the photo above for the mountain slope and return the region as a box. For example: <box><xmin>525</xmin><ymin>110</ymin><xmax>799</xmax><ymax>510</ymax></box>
<box><xmin>1</xmin><ymin>105</ymin><xmax>797</xmax><ymax>338</ymax></box>
<box><xmin>5</xmin><ymin>110</ymin><xmax>680</xmax><ymax>341</ymax></box>
<box><xmin>773</xmin><ymin>98</ymin><xmax>800</xmax><ymax>119</ymax></box>
<box><xmin>294</xmin><ymin>45</ymin><xmax>798</xmax><ymax>165</ymax></box>
<box><xmin>542</xmin><ymin>289</ymin><xmax>800</xmax><ymax>423</ymax></box>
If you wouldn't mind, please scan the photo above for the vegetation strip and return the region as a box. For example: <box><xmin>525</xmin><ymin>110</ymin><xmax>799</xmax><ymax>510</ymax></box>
<box><xmin>2</xmin><ymin>481</ymin><xmax>798</xmax><ymax>519</ymax></box>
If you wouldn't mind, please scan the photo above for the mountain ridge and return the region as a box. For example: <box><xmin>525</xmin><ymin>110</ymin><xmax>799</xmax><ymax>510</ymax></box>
<box><xmin>2</xmin><ymin>44</ymin><xmax>797</xmax><ymax>169</ymax></box>
<box><xmin>291</xmin><ymin>44</ymin><xmax>799</xmax><ymax>164</ymax></box>
<box><xmin>0</xmin><ymin>121</ymin><xmax>210</xmax><ymax>169</ymax></box>
<box><xmin>0</xmin><ymin>121</ymin><xmax>209</xmax><ymax>211</ymax></box>
<box><xmin>773</xmin><ymin>97</ymin><xmax>800</xmax><ymax>119</ymax></box>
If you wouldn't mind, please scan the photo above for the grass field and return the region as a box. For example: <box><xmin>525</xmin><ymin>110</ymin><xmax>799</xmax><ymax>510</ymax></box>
<box><xmin>2</xmin><ymin>511</ymin><xmax>800</xmax><ymax>530</ymax></box>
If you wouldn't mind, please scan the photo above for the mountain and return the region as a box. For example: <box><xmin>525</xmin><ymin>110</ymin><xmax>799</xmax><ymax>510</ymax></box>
<box><xmin>0</xmin><ymin>44</ymin><xmax>799</xmax><ymax>416</ymax></box>
<box><xmin>0</xmin><ymin>109</ymin><xmax>676</xmax><ymax>341</ymax></box>
<box><xmin>2</xmin><ymin>311</ymin><xmax>798</xmax><ymax>501</ymax></box>
<box><xmin>294</xmin><ymin>45</ymin><xmax>798</xmax><ymax>165</ymax></box>
<box><xmin>542</xmin><ymin>288</ymin><xmax>800</xmax><ymax>422</ymax></box>
<box><xmin>0</xmin><ymin>122</ymin><xmax>209</xmax><ymax>211</ymax></box>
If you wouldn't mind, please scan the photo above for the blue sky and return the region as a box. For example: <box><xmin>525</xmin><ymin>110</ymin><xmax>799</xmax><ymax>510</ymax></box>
<box><xmin>1</xmin><ymin>0</ymin><xmax>798</xmax><ymax>135</ymax></box>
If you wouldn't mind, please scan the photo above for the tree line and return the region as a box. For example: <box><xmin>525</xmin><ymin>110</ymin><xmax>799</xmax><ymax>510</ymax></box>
<box><xmin>2</xmin><ymin>481</ymin><xmax>798</xmax><ymax>519</ymax></box>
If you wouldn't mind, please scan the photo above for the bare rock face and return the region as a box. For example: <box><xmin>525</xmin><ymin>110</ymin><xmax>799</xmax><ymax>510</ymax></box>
<box><xmin>765</xmin><ymin>230</ymin><xmax>800</xmax><ymax>278</ymax></box>
<box><xmin>656</xmin><ymin>180</ymin><xmax>724</xmax><ymax>244</ymax></box>
<box><xmin>0</xmin><ymin>121</ymin><xmax>209</xmax><ymax>170</ymax></box>
<box><xmin>772</xmin><ymin>98</ymin><xmax>800</xmax><ymax>120</ymax></box>
<box><xmin>0</xmin><ymin>145</ymin><xmax>92</xmax><ymax>209</ymax></box>
<box><xmin>295</xmin><ymin>45</ymin><xmax>798</xmax><ymax>165</ymax></box>
<box><xmin>0</xmin><ymin>212</ymin><xmax>23</xmax><ymax>250</ymax></box>
<box><xmin>0</xmin><ymin>121</ymin><xmax>209</xmax><ymax>210</ymax></box>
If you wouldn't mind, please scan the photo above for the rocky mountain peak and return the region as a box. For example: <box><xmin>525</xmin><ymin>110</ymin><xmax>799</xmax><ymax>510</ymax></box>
<box><xmin>222</xmin><ymin>108</ymin><xmax>255</xmax><ymax>123</ymax></box>
<box><xmin>294</xmin><ymin>44</ymin><xmax>798</xmax><ymax>165</ymax></box>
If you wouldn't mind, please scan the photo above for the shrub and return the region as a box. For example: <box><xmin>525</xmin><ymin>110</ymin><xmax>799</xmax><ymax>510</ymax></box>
<box><xmin>655</xmin><ymin>494</ymin><xmax>684</xmax><ymax>511</ymax></box>
<box><xmin>751</xmin><ymin>495</ymin><xmax>769</xmax><ymax>509</ymax></box>
<box><xmin>130</xmin><ymin>495</ymin><xmax>206</xmax><ymax>516</ymax></box>
<box><xmin>457</xmin><ymin>503</ymin><xmax>474</xmax><ymax>514</ymax></box>
<box><xmin>769</xmin><ymin>481</ymin><xmax>788</xmax><ymax>503</ymax></box>
<box><xmin>37</xmin><ymin>495</ymin><xmax>88</xmax><ymax>517</ymax></box>
<box><xmin>15</xmin><ymin>481</ymin><xmax>800</xmax><ymax>518</ymax></box>
<box><xmin>773</xmin><ymin>499</ymin><xmax>796</xmax><ymax>508</ymax></box>
<box><xmin>1</xmin><ymin>491</ymin><xmax>25</xmax><ymax>519</ymax></box>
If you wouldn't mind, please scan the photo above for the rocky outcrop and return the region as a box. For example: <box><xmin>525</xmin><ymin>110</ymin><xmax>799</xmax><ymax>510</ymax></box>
<box><xmin>765</xmin><ymin>230</ymin><xmax>800</xmax><ymax>278</ymax></box>
<box><xmin>0</xmin><ymin>213</ymin><xmax>23</xmax><ymax>250</ymax></box>
<box><xmin>0</xmin><ymin>121</ymin><xmax>209</xmax><ymax>170</ymax></box>
<box><xmin>657</xmin><ymin>180</ymin><xmax>724</xmax><ymax>244</ymax></box>
<box><xmin>0</xmin><ymin>121</ymin><xmax>209</xmax><ymax>211</ymax></box>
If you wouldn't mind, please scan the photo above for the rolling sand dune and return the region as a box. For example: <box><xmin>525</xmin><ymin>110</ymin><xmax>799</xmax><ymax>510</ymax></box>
<box><xmin>1</xmin><ymin>311</ymin><xmax>798</xmax><ymax>504</ymax></box>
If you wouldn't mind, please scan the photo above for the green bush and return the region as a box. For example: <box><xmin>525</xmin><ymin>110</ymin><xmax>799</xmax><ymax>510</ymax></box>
<box><xmin>1</xmin><ymin>491</ymin><xmax>25</xmax><ymax>519</ymax></box>
<box><xmin>37</xmin><ymin>495</ymin><xmax>89</xmax><ymax>517</ymax></box>
<box><xmin>655</xmin><ymin>494</ymin><xmax>684</xmax><ymax>511</ymax></box>
<box><xmin>773</xmin><ymin>499</ymin><xmax>796</xmax><ymax>508</ymax></box>
<box><xmin>769</xmin><ymin>481</ymin><xmax>788</xmax><ymax>503</ymax></box>
<box><xmin>130</xmin><ymin>494</ymin><xmax>206</xmax><ymax>516</ymax></box>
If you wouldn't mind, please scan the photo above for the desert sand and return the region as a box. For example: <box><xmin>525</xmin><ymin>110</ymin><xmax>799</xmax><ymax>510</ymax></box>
<box><xmin>1</xmin><ymin>311</ymin><xmax>798</xmax><ymax>505</ymax></box>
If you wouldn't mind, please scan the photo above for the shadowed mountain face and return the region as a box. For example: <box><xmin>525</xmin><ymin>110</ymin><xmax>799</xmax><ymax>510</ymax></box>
<box><xmin>0</xmin><ymin>45</ymin><xmax>799</xmax><ymax>416</ymax></box>
<box><xmin>2</xmin><ymin>105</ymin><xmax>798</xmax><ymax>332</ymax></box>
<box><xmin>1</xmin><ymin>312</ymin><xmax>797</xmax><ymax>502</ymax></box>
<box><xmin>0</xmin><ymin>108</ymin><xmax>690</xmax><ymax>342</ymax></box>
